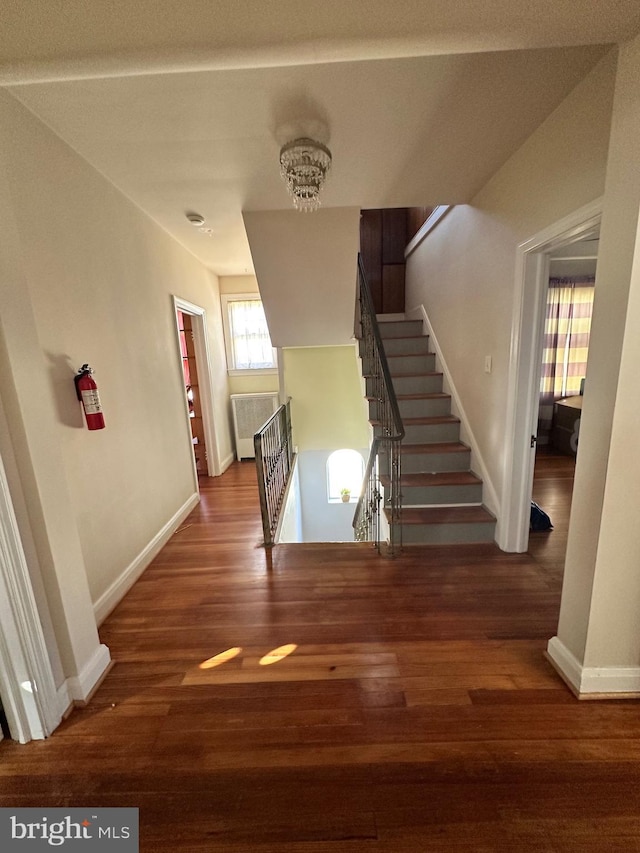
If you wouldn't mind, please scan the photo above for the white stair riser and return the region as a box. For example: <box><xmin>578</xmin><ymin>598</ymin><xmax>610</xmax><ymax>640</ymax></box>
<box><xmin>380</xmin><ymin>449</ymin><xmax>471</xmax><ymax>474</ymax></box>
<box><xmin>370</xmin><ymin>398</ymin><xmax>451</xmax><ymax>421</ymax></box>
<box><xmin>400</xmin><ymin>422</ymin><xmax>460</xmax><ymax>444</ymax></box>
<box><xmin>394</xmin><ymin>521</ymin><xmax>496</xmax><ymax>544</ymax></box>
<box><xmin>367</xmin><ymin>374</ymin><xmax>441</xmax><ymax>397</ymax></box>
<box><xmin>373</xmin><ymin>421</ymin><xmax>460</xmax><ymax>443</ymax></box>
<box><xmin>399</xmin><ymin>483</ymin><xmax>484</xmax><ymax>505</ymax></box>
<box><xmin>378</xmin><ymin>320</ymin><xmax>423</xmax><ymax>338</ymax></box>
<box><xmin>395</xmin><ymin>397</ymin><xmax>452</xmax><ymax>418</ymax></box>
<box><xmin>387</xmin><ymin>354</ymin><xmax>436</xmax><ymax>374</ymax></box>
<box><xmin>387</xmin><ymin>374</ymin><xmax>443</xmax><ymax>395</ymax></box>
<box><xmin>381</xmin><ymin>337</ymin><xmax>430</xmax><ymax>356</ymax></box>
<box><xmin>359</xmin><ymin>338</ymin><xmax>431</xmax><ymax>358</ymax></box>
<box><xmin>362</xmin><ymin>353</ymin><xmax>436</xmax><ymax>376</ymax></box>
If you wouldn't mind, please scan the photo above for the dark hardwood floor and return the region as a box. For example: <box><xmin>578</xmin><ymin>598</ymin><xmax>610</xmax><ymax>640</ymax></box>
<box><xmin>2</xmin><ymin>455</ymin><xmax>640</xmax><ymax>852</ymax></box>
<box><xmin>529</xmin><ymin>446</ymin><xmax>576</xmax><ymax>589</ymax></box>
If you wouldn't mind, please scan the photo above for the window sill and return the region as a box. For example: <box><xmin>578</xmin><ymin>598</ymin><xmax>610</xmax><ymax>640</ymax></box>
<box><xmin>227</xmin><ymin>368</ymin><xmax>278</xmax><ymax>376</ymax></box>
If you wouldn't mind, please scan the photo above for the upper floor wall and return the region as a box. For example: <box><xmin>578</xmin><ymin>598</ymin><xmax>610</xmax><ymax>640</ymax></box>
<box><xmin>404</xmin><ymin>49</ymin><xmax>617</xmax><ymax>513</ymax></box>
<box><xmin>243</xmin><ymin>208</ymin><xmax>360</xmax><ymax>347</ymax></box>
<box><xmin>0</xmin><ymin>90</ymin><xmax>233</xmax><ymax>688</ymax></box>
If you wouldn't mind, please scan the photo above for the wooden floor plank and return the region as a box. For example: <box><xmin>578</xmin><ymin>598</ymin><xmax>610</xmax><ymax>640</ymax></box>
<box><xmin>2</xmin><ymin>454</ymin><xmax>639</xmax><ymax>850</ymax></box>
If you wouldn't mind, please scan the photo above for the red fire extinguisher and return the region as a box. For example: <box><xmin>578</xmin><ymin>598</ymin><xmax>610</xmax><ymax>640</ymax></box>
<box><xmin>74</xmin><ymin>364</ymin><xmax>106</xmax><ymax>430</ymax></box>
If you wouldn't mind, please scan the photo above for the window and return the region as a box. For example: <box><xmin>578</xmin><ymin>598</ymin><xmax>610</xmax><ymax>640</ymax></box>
<box><xmin>327</xmin><ymin>449</ymin><xmax>365</xmax><ymax>503</ymax></box>
<box><xmin>221</xmin><ymin>294</ymin><xmax>277</xmax><ymax>374</ymax></box>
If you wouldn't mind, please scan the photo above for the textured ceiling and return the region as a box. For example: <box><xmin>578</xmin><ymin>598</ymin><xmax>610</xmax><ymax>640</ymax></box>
<box><xmin>8</xmin><ymin>44</ymin><xmax>607</xmax><ymax>274</ymax></box>
<box><xmin>4</xmin><ymin>1</ymin><xmax>636</xmax><ymax>275</ymax></box>
<box><xmin>2</xmin><ymin>0</ymin><xmax>639</xmax><ymax>83</ymax></box>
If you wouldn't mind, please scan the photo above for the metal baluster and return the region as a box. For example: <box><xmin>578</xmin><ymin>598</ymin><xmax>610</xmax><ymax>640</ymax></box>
<box><xmin>352</xmin><ymin>255</ymin><xmax>404</xmax><ymax>556</ymax></box>
<box><xmin>254</xmin><ymin>399</ymin><xmax>294</xmax><ymax>548</ymax></box>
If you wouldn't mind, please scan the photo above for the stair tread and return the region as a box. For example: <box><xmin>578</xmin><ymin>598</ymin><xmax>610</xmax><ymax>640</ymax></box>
<box><xmin>364</xmin><ymin>370</ymin><xmax>441</xmax><ymax>380</ymax></box>
<box><xmin>371</xmin><ymin>415</ymin><xmax>459</xmax><ymax>427</ymax></box>
<box><xmin>392</xmin><ymin>506</ymin><xmax>496</xmax><ymax>525</ymax></box>
<box><xmin>367</xmin><ymin>392</ymin><xmax>450</xmax><ymax>403</ymax></box>
<box><xmin>382</xmin><ymin>335</ymin><xmax>427</xmax><ymax>341</ymax></box>
<box><xmin>389</xmin><ymin>371</ymin><xmax>443</xmax><ymax>378</ymax></box>
<box><xmin>395</xmin><ymin>392</ymin><xmax>450</xmax><ymax>400</ymax></box>
<box><xmin>403</xmin><ymin>415</ymin><xmax>460</xmax><ymax>425</ymax></box>
<box><xmin>380</xmin><ymin>333</ymin><xmax>424</xmax><ymax>340</ymax></box>
<box><xmin>380</xmin><ymin>471</ymin><xmax>482</xmax><ymax>487</ymax></box>
<box><xmin>401</xmin><ymin>441</ymin><xmax>469</xmax><ymax>454</ymax></box>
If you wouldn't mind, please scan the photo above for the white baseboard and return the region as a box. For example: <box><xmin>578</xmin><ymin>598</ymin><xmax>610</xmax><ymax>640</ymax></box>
<box><xmin>220</xmin><ymin>452</ymin><xmax>235</xmax><ymax>473</ymax></box>
<box><xmin>64</xmin><ymin>643</ymin><xmax>112</xmax><ymax>703</ymax></box>
<box><xmin>546</xmin><ymin>636</ymin><xmax>583</xmax><ymax>694</ymax></box>
<box><xmin>93</xmin><ymin>493</ymin><xmax>199</xmax><ymax>625</ymax></box>
<box><xmin>547</xmin><ymin>636</ymin><xmax>640</xmax><ymax>698</ymax></box>
<box><xmin>56</xmin><ymin>680</ymin><xmax>73</xmax><ymax>719</ymax></box>
<box><xmin>406</xmin><ymin>303</ymin><xmax>500</xmax><ymax>524</ymax></box>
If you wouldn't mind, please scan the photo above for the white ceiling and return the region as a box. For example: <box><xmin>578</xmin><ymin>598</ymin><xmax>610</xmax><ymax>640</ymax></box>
<box><xmin>2</xmin><ymin>0</ymin><xmax>639</xmax><ymax>83</ymax></box>
<box><xmin>3</xmin><ymin>1</ymin><xmax>637</xmax><ymax>276</ymax></box>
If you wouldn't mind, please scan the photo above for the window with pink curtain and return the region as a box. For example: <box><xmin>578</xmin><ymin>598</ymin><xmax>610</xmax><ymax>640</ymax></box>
<box><xmin>538</xmin><ymin>277</ymin><xmax>595</xmax><ymax>445</ymax></box>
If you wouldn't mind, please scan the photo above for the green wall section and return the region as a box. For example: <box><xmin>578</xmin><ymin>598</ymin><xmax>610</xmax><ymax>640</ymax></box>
<box><xmin>228</xmin><ymin>372</ymin><xmax>279</xmax><ymax>396</ymax></box>
<box><xmin>283</xmin><ymin>346</ymin><xmax>370</xmax><ymax>451</ymax></box>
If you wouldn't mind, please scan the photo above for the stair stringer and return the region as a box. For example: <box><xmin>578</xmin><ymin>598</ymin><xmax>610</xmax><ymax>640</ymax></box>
<box><xmin>405</xmin><ymin>303</ymin><xmax>501</xmax><ymax>540</ymax></box>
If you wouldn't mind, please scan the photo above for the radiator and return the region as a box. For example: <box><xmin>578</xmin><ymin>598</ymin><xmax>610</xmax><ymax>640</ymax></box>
<box><xmin>230</xmin><ymin>393</ymin><xmax>280</xmax><ymax>459</ymax></box>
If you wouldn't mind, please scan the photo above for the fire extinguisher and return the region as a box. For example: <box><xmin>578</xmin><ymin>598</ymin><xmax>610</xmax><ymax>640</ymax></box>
<box><xmin>74</xmin><ymin>364</ymin><xmax>106</xmax><ymax>430</ymax></box>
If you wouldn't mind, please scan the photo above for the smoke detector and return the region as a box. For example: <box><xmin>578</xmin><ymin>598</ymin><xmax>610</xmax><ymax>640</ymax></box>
<box><xmin>186</xmin><ymin>212</ymin><xmax>206</xmax><ymax>227</ymax></box>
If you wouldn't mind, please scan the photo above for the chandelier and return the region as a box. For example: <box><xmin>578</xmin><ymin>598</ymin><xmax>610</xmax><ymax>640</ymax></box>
<box><xmin>279</xmin><ymin>137</ymin><xmax>332</xmax><ymax>212</ymax></box>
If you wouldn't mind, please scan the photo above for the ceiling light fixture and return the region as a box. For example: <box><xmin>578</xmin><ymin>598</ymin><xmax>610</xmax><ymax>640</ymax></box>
<box><xmin>279</xmin><ymin>137</ymin><xmax>332</xmax><ymax>213</ymax></box>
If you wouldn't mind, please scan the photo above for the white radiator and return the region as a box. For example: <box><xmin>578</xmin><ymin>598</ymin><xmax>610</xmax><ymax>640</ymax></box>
<box><xmin>231</xmin><ymin>393</ymin><xmax>280</xmax><ymax>459</ymax></box>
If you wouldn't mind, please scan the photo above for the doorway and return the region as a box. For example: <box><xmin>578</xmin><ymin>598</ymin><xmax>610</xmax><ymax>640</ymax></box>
<box><xmin>173</xmin><ymin>297</ymin><xmax>221</xmax><ymax>480</ymax></box>
<box><xmin>500</xmin><ymin>198</ymin><xmax>602</xmax><ymax>553</ymax></box>
<box><xmin>177</xmin><ymin>310</ymin><xmax>208</xmax><ymax>475</ymax></box>
<box><xmin>0</xmin><ymin>450</ymin><xmax>61</xmax><ymax>742</ymax></box>
<box><xmin>527</xmin><ymin>233</ymin><xmax>598</xmax><ymax>577</ymax></box>
<box><xmin>536</xmin><ymin>236</ymin><xmax>598</xmax><ymax>453</ymax></box>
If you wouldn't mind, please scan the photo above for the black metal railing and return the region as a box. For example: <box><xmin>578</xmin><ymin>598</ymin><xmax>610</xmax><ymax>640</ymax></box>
<box><xmin>353</xmin><ymin>255</ymin><xmax>404</xmax><ymax>555</ymax></box>
<box><xmin>254</xmin><ymin>399</ymin><xmax>293</xmax><ymax>547</ymax></box>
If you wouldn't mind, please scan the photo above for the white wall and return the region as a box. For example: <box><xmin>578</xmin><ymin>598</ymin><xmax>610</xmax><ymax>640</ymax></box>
<box><xmin>0</xmin><ymin>91</ymin><xmax>232</xmax><ymax>692</ymax></box>
<box><xmin>297</xmin><ymin>450</ymin><xmax>366</xmax><ymax>542</ymax></box>
<box><xmin>277</xmin><ymin>458</ymin><xmax>303</xmax><ymax>543</ymax></box>
<box><xmin>0</xmin><ymin>396</ymin><xmax>64</xmax><ymax>690</ymax></box>
<box><xmin>243</xmin><ymin>208</ymin><xmax>361</xmax><ymax>347</ymax></box>
<box><xmin>405</xmin><ymin>50</ymin><xmax>616</xmax><ymax>512</ymax></box>
<box><xmin>550</xmin><ymin>32</ymin><xmax>640</xmax><ymax>684</ymax></box>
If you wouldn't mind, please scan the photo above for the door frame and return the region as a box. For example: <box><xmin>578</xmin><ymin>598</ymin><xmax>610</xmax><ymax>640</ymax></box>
<box><xmin>499</xmin><ymin>198</ymin><xmax>602</xmax><ymax>552</ymax></box>
<box><xmin>0</xmin><ymin>451</ymin><xmax>61</xmax><ymax>743</ymax></box>
<box><xmin>173</xmin><ymin>297</ymin><xmax>221</xmax><ymax>479</ymax></box>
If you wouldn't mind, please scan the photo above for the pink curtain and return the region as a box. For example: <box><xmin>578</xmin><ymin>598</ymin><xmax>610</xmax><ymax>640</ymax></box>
<box><xmin>538</xmin><ymin>277</ymin><xmax>594</xmax><ymax>445</ymax></box>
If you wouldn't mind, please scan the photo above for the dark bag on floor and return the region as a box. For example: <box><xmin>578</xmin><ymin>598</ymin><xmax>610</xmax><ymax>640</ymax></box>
<box><xmin>530</xmin><ymin>501</ymin><xmax>553</xmax><ymax>531</ymax></box>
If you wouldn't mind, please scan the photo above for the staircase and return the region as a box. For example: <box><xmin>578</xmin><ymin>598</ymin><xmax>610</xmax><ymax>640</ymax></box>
<box><xmin>365</xmin><ymin>318</ymin><xmax>496</xmax><ymax>545</ymax></box>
